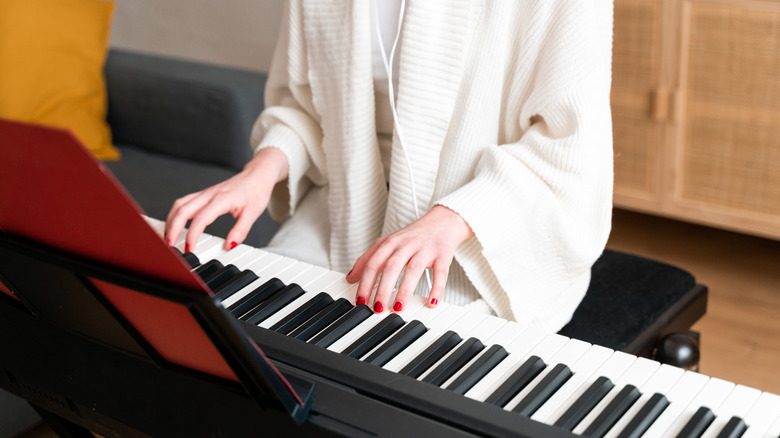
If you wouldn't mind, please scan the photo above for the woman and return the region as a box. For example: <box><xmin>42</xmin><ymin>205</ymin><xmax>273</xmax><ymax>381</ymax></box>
<box><xmin>165</xmin><ymin>0</ymin><xmax>614</xmax><ymax>333</ymax></box>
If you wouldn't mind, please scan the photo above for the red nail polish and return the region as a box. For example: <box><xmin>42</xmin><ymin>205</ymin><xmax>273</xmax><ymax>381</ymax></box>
<box><xmin>347</xmin><ymin>268</ymin><xmax>353</xmax><ymax>277</ymax></box>
<box><xmin>229</xmin><ymin>241</ymin><xmax>238</xmax><ymax>250</ymax></box>
<box><xmin>185</xmin><ymin>244</ymin><xmax>192</xmax><ymax>253</ymax></box>
<box><xmin>165</xmin><ymin>238</ymin><xmax>172</xmax><ymax>246</ymax></box>
<box><xmin>373</xmin><ymin>301</ymin><xmax>384</xmax><ymax>313</ymax></box>
<box><xmin>356</xmin><ymin>296</ymin><xmax>366</xmax><ymax>306</ymax></box>
<box><xmin>393</xmin><ymin>301</ymin><xmax>403</xmax><ymax>312</ymax></box>
<box><xmin>430</xmin><ymin>298</ymin><xmax>438</xmax><ymax>306</ymax></box>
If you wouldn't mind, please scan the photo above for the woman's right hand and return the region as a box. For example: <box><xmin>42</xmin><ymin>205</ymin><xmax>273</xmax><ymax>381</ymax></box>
<box><xmin>164</xmin><ymin>147</ymin><xmax>289</xmax><ymax>252</ymax></box>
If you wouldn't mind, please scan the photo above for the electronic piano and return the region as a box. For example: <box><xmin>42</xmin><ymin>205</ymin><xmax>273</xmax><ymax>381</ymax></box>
<box><xmin>1</xmin><ymin>119</ymin><xmax>779</xmax><ymax>437</ymax></box>
<box><xmin>151</xmin><ymin>218</ymin><xmax>780</xmax><ymax>437</ymax></box>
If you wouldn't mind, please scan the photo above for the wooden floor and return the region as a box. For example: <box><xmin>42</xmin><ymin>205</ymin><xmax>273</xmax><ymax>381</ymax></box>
<box><xmin>14</xmin><ymin>208</ymin><xmax>780</xmax><ymax>437</ymax></box>
<box><xmin>607</xmin><ymin>209</ymin><xmax>780</xmax><ymax>395</ymax></box>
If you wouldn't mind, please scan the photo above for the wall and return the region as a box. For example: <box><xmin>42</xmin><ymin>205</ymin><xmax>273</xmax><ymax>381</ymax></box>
<box><xmin>110</xmin><ymin>0</ymin><xmax>284</xmax><ymax>73</ymax></box>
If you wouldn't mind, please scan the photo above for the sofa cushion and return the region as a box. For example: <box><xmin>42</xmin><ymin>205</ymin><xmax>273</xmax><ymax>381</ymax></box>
<box><xmin>106</xmin><ymin>50</ymin><xmax>267</xmax><ymax>171</ymax></box>
<box><xmin>0</xmin><ymin>0</ymin><xmax>119</xmax><ymax>160</ymax></box>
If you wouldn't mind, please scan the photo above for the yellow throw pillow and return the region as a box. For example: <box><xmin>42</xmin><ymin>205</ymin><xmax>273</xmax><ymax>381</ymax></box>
<box><xmin>0</xmin><ymin>0</ymin><xmax>119</xmax><ymax>160</ymax></box>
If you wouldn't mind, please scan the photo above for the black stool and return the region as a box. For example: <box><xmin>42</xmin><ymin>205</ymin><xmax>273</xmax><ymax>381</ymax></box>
<box><xmin>559</xmin><ymin>249</ymin><xmax>707</xmax><ymax>370</ymax></box>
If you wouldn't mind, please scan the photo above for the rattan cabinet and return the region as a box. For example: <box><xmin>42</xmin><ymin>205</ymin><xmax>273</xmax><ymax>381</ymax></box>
<box><xmin>611</xmin><ymin>0</ymin><xmax>780</xmax><ymax>240</ymax></box>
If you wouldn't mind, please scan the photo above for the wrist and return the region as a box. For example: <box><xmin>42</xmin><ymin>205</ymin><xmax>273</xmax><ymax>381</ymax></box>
<box><xmin>429</xmin><ymin>205</ymin><xmax>475</xmax><ymax>245</ymax></box>
<box><xmin>245</xmin><ymin>146</ymin><xmax>289</xmax><ymax>184</ymax></box>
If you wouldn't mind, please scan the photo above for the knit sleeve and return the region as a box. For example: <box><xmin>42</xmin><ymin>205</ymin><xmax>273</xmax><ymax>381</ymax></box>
<box><xmin>250</xmin><ymin>0</ymin><xmax>326</xmax><ymax>222</ymax></box>
<box><xmin>435</xmin><ymin>1</ymin><xmax>614</xmax><ymax>330</ymax></box>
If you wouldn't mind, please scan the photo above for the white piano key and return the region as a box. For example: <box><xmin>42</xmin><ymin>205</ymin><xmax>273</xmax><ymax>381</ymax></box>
<box><xmin>211</xmin><ymin>244</ymin><xmax>254</xmax><ymax>266</ymax></box>
<box><xmin>305</xmin><ymin>270</ymin><xmax>350</xmax><ymax>296</ymax></box>
<box><xmin>437</xmin><ymin>320</ymin><xmax>526</xmax><ymax>390</ymax></box>
<box><xmin>190</xmin><ymin>236</ymin><xmax>228</xmax><ymax>262</ymax></box>
<box><xmin>531</xmin><ymin>343</ymin><xmax>614</xmax><ymax>424</ymax></box>
<box><xmin>699</xmin><ymin>384</ymin><xmax>761</xmax><ymax>438</ymax></box>
<box><xmin>415</xmin><ymin>312</ymin><xmax>493</xmax><ymax>382</ymax></box>
<box><xmin>275</xmin><ymin>261</ymin><xmax>314</xmax><ymax>285</ymax></box>
<box><xmin>502</xmin><ymin>338</ymin><xmax>590</xmax><ymax>412</ymax></box>
<box><xmin>656</xmin><ymin>377</ymin><xmax>735</xmax><ymax>437</ymax></box>
<box><xmin>228</xmin><ymin>247</ymin><xmax>269</xmax><ymax>269</ymax></box>
<box><xmin>382</xmin><ymin>305</ymin><xmax>466</xmax><ymax>373</ymax></box>
<box><xmin>765</xmin><ymin>411</ymin><xmax>780</xmax><ymax>438</ymax></box>
<box><xmin>602</xmin><ymin>363</ymin><xmax>685</xmax><ymax>438</ymax></box>
<box><xmin>327</xmin><ymin>312</ymin><xmax>387</xmax><ymax>353</ymax></box>
<box><xmin>291</xmin><ymin>265</ymin><xmax>329</xmax><ymax>289</ymax></box>
<box><xmin>354</xmin><ymin>296</ymin><xmax>435</xmax><ymax>361</ymax></box>
<box><xmin>256</xmin><ymin>268</ymin><xmax>340</xmax><ymax>330</ymax></box>
<box><xmin>144</xmin><ymin>215</ymin><xmax>166</xmax><ymax>236</ymax></box>
<box><xmin>741</xmin><ymin>392</ymin><xmax>780</xmax><ymax>438</ymax></box>
<box><xmin>465</xmin><ymin>332</ymin><xmax>567</xmax><ymax>403</ymax></box>
<box><xmin>572</xmin><ymin>356</ymin><xmax>660</xmax><ymax>435</ymax></box>
<box><xmin>640</xmin><ymin>370</ymin><xmax>711</xmax><ymax>438</ymax></box>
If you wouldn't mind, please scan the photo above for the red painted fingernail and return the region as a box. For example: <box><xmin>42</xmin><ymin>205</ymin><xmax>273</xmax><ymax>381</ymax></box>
<box><xmin>356</xmin><ymin>296</ymin><xmax>366</xmax><ymax>306</ymax></box>
<box><xmin>165</xmin><ymin>238</ymin><xmax>172</xmax><ymax>246</ymax></box>
<box><xmin>229</xmin><ymin>241</ymin><xmax>238</xmax><ymax>250</ymax></box>
<box><xmin>347</xmin><ymin>268</ymin><xmax>353</xmax><ymax>277</ymax></box>
<box><xmin>393</xmin><ymin>301</ymin><xmax>403</xmax><ymax>312</ymax></box>
<box><xmin>373</xmin><ymin>301</ymin><xmax>384</xmax><ymax>313</ymax></box>
<box><xmin>430</xmin><ymin>298</ymin><xmax>438</xmax><ymax>306</ymax></box>
<box><xmin>185</xmin><ymin>244</ymin><xmax>192</xmax><ymax>253</ymax></box>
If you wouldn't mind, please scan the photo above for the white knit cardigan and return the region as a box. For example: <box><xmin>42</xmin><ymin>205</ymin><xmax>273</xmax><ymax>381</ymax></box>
<box><xmin>252</xmin><ymin>0</ymin><xmax>614</xmax><ymax>332</ymax></box>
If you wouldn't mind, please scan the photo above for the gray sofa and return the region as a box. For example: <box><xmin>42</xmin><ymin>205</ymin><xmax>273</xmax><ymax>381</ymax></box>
<box><xmin>103</xmin><ymin>49</ymin><xmax>281</xmax><ymax>247</ymax></box>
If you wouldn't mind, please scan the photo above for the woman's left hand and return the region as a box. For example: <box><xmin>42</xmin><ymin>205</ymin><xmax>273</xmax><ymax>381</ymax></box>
<box><xmin>346</xmin><ymin>205</ymin><xmax>474</xmax><ymax>313</ymax></box>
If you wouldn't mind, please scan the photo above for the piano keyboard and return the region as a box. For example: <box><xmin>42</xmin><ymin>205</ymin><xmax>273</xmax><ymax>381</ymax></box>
<box><xmin>146</xmin><ymin>217</ymin><xmax>780</xmax><ymax>437</ymax></box>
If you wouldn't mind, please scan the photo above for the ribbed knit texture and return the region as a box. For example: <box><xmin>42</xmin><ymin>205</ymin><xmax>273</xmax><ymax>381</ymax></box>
<box><xmin>252</xmin><ymin>0</ymin><xmax>614</xmax><ymax>333</ymax></box>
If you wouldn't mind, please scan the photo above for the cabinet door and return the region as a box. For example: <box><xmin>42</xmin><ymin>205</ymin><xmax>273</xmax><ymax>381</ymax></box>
<box><xmin>611</xmin><ymin>0</ymin><xmax>669</xmax><ymax>206</ymax></box>
<box><xmin>674</xmin><ymin>0</ymin><xmax>780</xmax><ymax>238</ymax></box>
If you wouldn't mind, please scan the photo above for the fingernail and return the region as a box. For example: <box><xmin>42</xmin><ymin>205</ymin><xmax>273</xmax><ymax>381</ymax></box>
<box><xmin>393</xmin><ymin>301</ymin><xmax>403</xmax><ymax>312</ymax></box>
<box><xmin>373</xmin><ymin>301</ymin><xmax>384</xmax><ymax>313</ymax></box>
<box><xmin>165</xmin><ymin>238</ymin><xmax>172</xmax><ymax>246</ymax></box>
<box><xmin>429</xmin><ymin>298</ymin><xmax>438</xmax><ymax>306</ymax></box>
<box><xmin>185</xmin><ymin>243</ymin><xmax>192</xmax><ymax>253</ymax></box>
<box><xmin>347</xmin><ymin>268</ymin><xmax>353</xmax><ymax>277</ymax></box>
<box><xmin>229</xmin><ymin>241</ymin><xmax>237</xmax><ymax>250</ymax></box>
<box><xmin>356</xmin><ymin>296</ymin><xmax>366</xmax><ymax>306</ymax></box>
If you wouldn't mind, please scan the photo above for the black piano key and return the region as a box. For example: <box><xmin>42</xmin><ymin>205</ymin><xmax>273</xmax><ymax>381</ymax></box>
<box><xmin>241</xmin><ymin>284</ymin><xmax>304</xmax><ymax>325</ymax></box>
<box><xmin>288</xmin><ymin>298</ymin><xmax>353</xmax><ymax>341</ymax></box>
<box><xmin>512</xmin><ymin>363</ymin><xmax>573</xmax><ymax>417</ymax></box>
<box><xmin>227</xmin><ymin>278</ymin><xmax>285</xmax><ymax>317</ymax></box>
<box><xmin>310</xmin><ymin>304</ymin><xmax>374</xmax><ymax>348</ymax></box>
<box><xmin>341</xmin><ymin>313</ymin><xmax>405</xmax><ymax>359</ymax></box>
<box><xmin>193</xmin><ymin>259</ymin><xmax>223</xmax><ymax>279</ymax></box>
<box><xmin>421</xmin><ymin>338</ymin><xmax>485</xmax><ymax>387</ymax></box>
<box><xmin>399</xmin><ymin>330</ymin><xmax>462</xmax><ymax>379</ymax></box>
<box><xmin>269</xmin><ymin>292</ymin><xmax>334</xmax><ymax>335</ymax></box>
<box><xmin>484</xmin><ymin>355</ymin><xmax>546</xmax><ymax>407</ymax></box>
<box><xmin>182</xmin><ymin>251</ymin><xmax>200</xmax><ymax>268</ymax></box>
<box><xmin>212</xmin><ymin>270</ymin><xmax>259</xmax><ymax>302</ymax></box>
<box><xmin>582</xmin><ymin>384</ymin><xmax>641</xmax><ymax>438</ymax></box>
<box><xmin>203</xmin><ymin>264</ymin><xmax>241</xmax><ymax>290</ymax></box>
<box><xmin>446</xmin><ymin>344</ymin><xmax>508</xmax><ymax>395</ymax></box>
<box><xmin>365</xmin><ymin>320</ymin><xmax>427</xmax><ymax>367</ymax></box>
<box><xmin>715</xmin><ymin>416</ymin><xmax>747</xmax><ymax>438</ymax></box>
<box><xmin>616</xmin><ymin>392</ymin><xmax>669</xmax><ymax>438</ymax></box>
<box><xmin>554</xmin><ymin>376</ymin><xmax>614</xmax><ymax>431</ymax></box>
<box><xmin>676</xmin><ymin>406</ymin><xmax>716</xmax><ymax>438</ymax></box>
<box><xmin>173</xmin><ymin>248</ymin><xmax>200</xmax><ymax>268</ymax></box>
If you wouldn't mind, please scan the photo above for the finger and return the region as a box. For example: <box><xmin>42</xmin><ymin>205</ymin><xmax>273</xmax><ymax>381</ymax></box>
<box><xmin>184</xmin><ymin>195</ymin><xmax>235</xmax><ymax>253</ymax></box>
<box><xmin>224</xmin><ymin>205</ymin><xmax>263</xmax><ymax>250</ymax></box>
<box><xmin>427</xmin><ymin>256</ymin><xmax>451</xmax><ymax>308</ymax></box>
<box><xmin>373</xmin><ymin>249</ymin><xmax>415</xmax><ymax>313</ymax></box>
<box><xmin>351</xmin><ymin>238</ymin><xmax>385</xmax><ymax>305</ymax></box>
<box><xmin>392</xmin><ymin>252</ymin><xmax>428</xmax><ymax>313</ymax></box>
<box><xmin>165</xmin><ymin>191</ymin><xmax>212</xmax><ymax>250</ymax></box>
